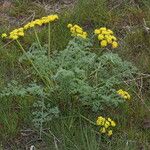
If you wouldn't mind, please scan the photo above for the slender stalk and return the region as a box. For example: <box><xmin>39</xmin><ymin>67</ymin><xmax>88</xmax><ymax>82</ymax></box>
<box><xmin>16</xmin><ymin>40</ymin><xmax>49</xmax><ymax>87</ymax></box>
<box><xmin>33</xmin><ymin>27</ymin><xmax>43</xmax><ymax>51</ymax></box>
<box><xmin>79</xmin><ymin>114</ymin><xmax>96</xmax><ymax>126</ymax></box>
<box><xmin>33</xmin><ymin>27</ymin><xmax>53</xmax><ymax>86</ymax></box>
<box><xmin>40</xmin><ymin>97</ymin><xmax>44</xmax><ymax>139</ymax></box>
<box><xmin>48</xmin><ymin>22</ymin><xmax>51</xmax><ymax>59</ymax></box>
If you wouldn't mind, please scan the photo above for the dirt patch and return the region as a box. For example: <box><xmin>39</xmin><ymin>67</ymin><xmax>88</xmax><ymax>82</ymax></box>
<box><xmin>3</xmin><ymin>129</ymin><xmax>48</xmax><ymax>150</ymax></box>
<box><xmin>0</xmin><ymin>0</ymin><xmax>77</xmax><ymax>29</ymax></box>
<box><xmin>35</xmin><ymin>0</ymin><xmax>77</xmax><ymax>13</ymax></box>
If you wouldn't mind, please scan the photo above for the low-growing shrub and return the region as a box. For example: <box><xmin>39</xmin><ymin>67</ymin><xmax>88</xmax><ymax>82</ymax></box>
<box><xmin>0</xmin><ymin>36</ymin><xmax>137</xmax><ymax>124</ymax></box>
<box><xmin>0</xmin><ymin>15</ymin><xmax>138</xmax><ymax>139</ymax></box>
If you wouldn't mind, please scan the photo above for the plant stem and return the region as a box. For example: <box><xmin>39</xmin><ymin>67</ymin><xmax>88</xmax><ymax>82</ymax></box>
<box><xmin>79</xmin><ymin>114</ymin><xmax>96</xmax><ymax>126</ymax></box>
<box><xmin>48</xmin><ymin>23</ymin><xmax>51</xmax><ymax>59</ymax></box>
<box><xmin>16</xmin><ymin>40</ymin><xmax>49</xmax><ymax>87</ymax></box>
<box><xmin>40</xmin><ymin>97</ymin><xmax>44</xmax><ymax>139</ymax></box>
<box><xmin>33</xmin><ymin>27</ymin><xmax>43</xmax><ymax>51</ymax></box>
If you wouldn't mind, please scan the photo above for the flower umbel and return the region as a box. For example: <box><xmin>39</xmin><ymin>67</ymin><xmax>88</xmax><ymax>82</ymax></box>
<box><xmin>1</xmin><ymin>33</ymin><xmax>7</xmax><ymax>38</ymax></box>
<box><xmin>108</xmin><ymin>130</ymin><xmax>113</xmax><ymax>136</ymax></box>
<box><xmin>94</xmin><ymin>27</ymin><xmax>118</xmax><ymax>48</ymax></box>
<box><xmin>23</xmin><ymin>14</ymin><xmax>59</xmax><ymax>30</ymax></box>
<box><xmin>117</xmin><ymin>89</ymin><xmax>131</xmax><ymax>100</ymax></box>
<box><xmin>1</xmin><ymin>14</ymin><xmax>59</xmax><ymax>40</ymax></box>
<box><xmin>9</xmin><ymin>28</ymin><xmax>25</xmax><ymax>40</ymax></box>
<box><xmin>96</xmin><ymin>116</ymin><xmax>116</xmax><ymax>137</ymax></box>
<box><xmin>67</xmin><ymin>24</ymin><xmax>88</xmax><ymax>39</ymax></box>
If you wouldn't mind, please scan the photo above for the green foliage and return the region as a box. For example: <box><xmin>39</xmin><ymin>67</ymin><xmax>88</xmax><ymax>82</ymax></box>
<box><xmin>1</xmin><ymin>37</ymin><xmax>137</xmax><ymax>115</ymax></box>
<box><xmin>121</xmin><ymin>28</ymin><xmax>150</xmax><ymax>72</ymax></box>
<box><xmin>33</xmin><ymin>99</ymin><xmax>59</xmax><ymax>128</ymax></box>
<box><xmin>50</xmin><ymin>38</ymin><xmax>137</xmax><ymax>111</ymax></box>
<box><xmin>0</xmin><ymin>110</ymin><xmax>19</xmax><ymax>140</ymax></box>
<box><xmin>32</xmin><ymin>97</ymin><xmax>59</xmax><ymax>136</ymax></box>
<box><xmin>0</xmin><ymin>80</ymin><xmax>44</xmax><ymax>97</ymax></box>
<box><xmin>10</xmin><ymin>0</ymin><xmax>46</xmax><ymax>18</ymax></box>
<box><xmin>44</xmin><ymin>114</ymin><xmax>150</xmax><ymax>150</ymax></box>
<box><xmin>0</xmin><ymin>0</ymin><xmax>149</xmax><ymax>148</ymax></box>
<box><xmin>70</xmin><ymin>0</ymin><xmax>109</xmax><ymax>26</ymax></box>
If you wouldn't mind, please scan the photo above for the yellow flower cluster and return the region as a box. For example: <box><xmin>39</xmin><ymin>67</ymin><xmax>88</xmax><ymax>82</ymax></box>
<box><xmin>117</xmin><ymin>89</ymin><xmax>131</xmax><ymax>100</ymax></box>
<box><xmin>23</xmin><ymin>14</ymin><xmax>58</xmax><ymax>30</ymax></box>
<box><xmin>94</xmin><ymin>27</ymin><xmax>118</xmax><ymax>48</ymax></box>
<box><xmin>1</xmin><ymin>14</ymin><xmax>58</xmax><ymax>40</ymax></box>
<box><xmin>67</xmin><ymin>24</ymin><xmax>87</xmax><ymax>39</ymax></box>
<box><xmin>96</xmin><ymin>116</ymin><xmax>116</xmax><ymax>137</ymax></box>
<box><xmin>1</xmin><ymin>33</ymin><xmax>7</xmax><ymax>38</ymax></box>
<box><xmin>9</xmin><ymin>27</ymin><xmax>25</xmax><ymax>40</ymax></box>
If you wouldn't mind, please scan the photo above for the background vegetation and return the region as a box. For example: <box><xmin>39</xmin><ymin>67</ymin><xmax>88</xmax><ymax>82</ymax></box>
<box><xmin>0</xmin><ymin>0</ymin><xmax>150</xmax><ymax>149</ymax></box>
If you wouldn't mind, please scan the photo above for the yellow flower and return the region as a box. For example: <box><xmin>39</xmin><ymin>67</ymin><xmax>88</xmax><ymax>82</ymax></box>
<box><xmin>96</xmin><ymin>116</ymin><xmax>105</xmax><ymax>126</ymax></box>
<box><xmin>47</xmin><ymin>14</ymin><xmax>59</xmax><ymax>22</ymax></box>
<box><xmin>34</xmin><ymin>19</ymin><xmax>43</xmax><ymax>26</ymax></box>
<box><xmin>68</xmin><ymin>24</ymin><xmax>87</xmax><ymax>39</ymax></box>
<box><xmin>77</xmin><ymin>34</ymin><xmax>86</xmax><ymax>39</ymax></box>
<box><xmin>117</xmin><ymin>89</ymin><xmax>131</xmax><ymax>100</ymax></box>
<box><xmin>52</xmin><ymin>14</ymin><xmax>58</xmax><ymax>19</ymax></box>
<box><xmin>41</xmin><ymin>17</ymin><xmax>49</xmax><ymax>24</ymax></box>
<box><xmin>4</xmin><ymin>14</ymin><xmax>58</xmax><ymax>41</ymax></box>
<box><xmin>83</xmin><ymin>32</ymin><xmax>87</xmax><ymax>36</ymax></box>
<box><xmin>17</xmin><ymin>31</ymin><xmax>24</xmax><ymax>37</ymax></box>
<box><xmin>104</xmin><ymin>121</ymin><xmax>110</xmax><ymax>128</ymax></box>
<box><xmin>107</xmin><ymin>29</ymin><xmax>113</xmax><ymax>34</ymax></box>
<box><xmin>17</xmin><ymin>28</ymin><xmax>24</xmax><ymax>31</ymax></box>
<box><xmin>24</xmin><ymin>23</ymin><xmax>30</xmax><ymax>30</ymax></box>
<box><xmin>8</xmin><ymin>27</ymin><xmax>25</xmax><ymax>40</ymax></box>
<box><xmin>94</xmin><ymin>29</ymin><xmax>101</xmax><ymax>34</ymax></box>
<box><xmin>124</xmin><ymin>91</ymin><xmax>131</xmax><ymax>99</ymax></box>
<box><xmin>117</xmin><ymin>89</ymin><xmax>123</xmax><ymax>93</ymax></box>
<box><xmin>98</xmin><ymin>34</ymin><xmax>104</xmax><ymax>40</ymax></box>
<box><xmin>67</xmin><ymin>24</ymin><xmax>73</xmax><ymax>28</ymax></box>
<box><xmin>101</xmin><ymin>30</ymin><xmax>110</xmax><ymax>35</ymax></box>
<box><xmin>9</xmin><ymin>35</ymin><xmax>18</xmax><ymax>40</ymax></box>
<box><xmin>108</xmin><ymin>130</ymin><xmax>113</xmax><ymax>136</ymax></box>
<box><xmin>70</xmin><ymin>27</ymin><xmax>76</xmax><ymax>33</ymax></box>
<box><xmin>111</xmin><ymin>36</ymin><xmax>117</xmax><ymax>41</ymax></box>
<box><xmin>100</xmin><ymin>127</ymin><xmax>106</xmax><ymax>133</ymax></box>
<box><xmin>101</xmin><ymin>40</ymin><xmax>107</xmax><ymax>47</ymax></box>
<box><xmin>112</xmin><ymin>41</ymin><xmax>118</xmax><ymax>48</ymax></box>
<box><xmin>94</xmin><ymin>27</ymin><xmax>118</xmax><ymax>48</ymax></box>
<box><xmin>29</xmin><ymin>22</ymin><xmax>35</xmax><ymax>28</ymax></box>
<box><xmin>74</xmin><ymin>25</ymin><xmax>82</xmax><ymax>30</ymax></box>
<box><xmin>52</xmin><ymin>14</ymin><xmax>59</xmax><ymax>20</ymax></box>
<box><xmin>107</xmin><ymin>37</ymin><xmax>113</xmax><ymax>44</ymax></box>
<box><xmin>1</xmin><ymin>33</ymin><xmax>7</xmax><ymax>38</ymax></box>
<box><xmin>23</xmin><ymin>14</ymin><xmax>58</xmax><ymax>30</ymax></box>
<box><xmin>127</xmin><ymin>94</ymin><xmax>131</xmax><ymax>100</ymax></box>
<box><xmin>107</xmin><ymin>118</ymin><xmax>112</xmax><ymax>122</ymax></box>
<box><xmin>76</xmin><ymin>28</ymin><xmax>83</xmax><ymax>34</ymax></box>
<box><xmin>100</xmin><ymin>27</ymin><xmax>107</xmax><ymax>31</ymax></box>
<box><xmin>97</xmin><ymin>116</ymin><xmax>116</xmax><ymax>137</ymax></box>
<box><xmin>107</xmin><ymin>118</ymin><xmax>116</xmax><ymax>127</ymax></box>
<box><xmin>111</xmin><ymin>121</ymin><xmax>116</xmax><ymax>127</ymax></box>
